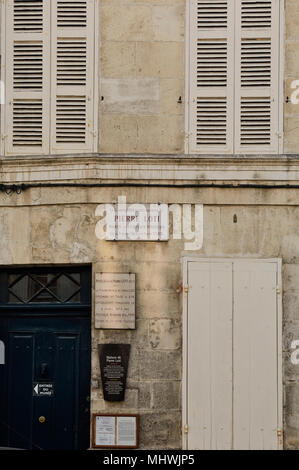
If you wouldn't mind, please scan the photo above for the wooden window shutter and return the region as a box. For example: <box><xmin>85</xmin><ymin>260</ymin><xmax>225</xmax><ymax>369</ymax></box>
<box><xmin>5</xmin><ymin>0</ymin><xmax>50</xmax><ymax>155</ymax></box>
<box><xmin>50</xmin><ymin>0</ymin><xmax>95</xmax><ymax>154</ymax></box>
<box><xmin>188</xmin><ymin>0</ymin><xmax>235</xmax><ymax>154</ymax></box>
<box><xmin>234</xmin><ymin>0</ymin><xmax>280</xmax><ymax>153</ymax></box>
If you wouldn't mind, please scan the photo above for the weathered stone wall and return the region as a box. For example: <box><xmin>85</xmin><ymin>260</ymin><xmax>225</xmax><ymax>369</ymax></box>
<box><xmin>1</xmin><ymin>0</ymin><xmax>299</xmax><ymax>451</ymax></box>
<box><xmin>0</xmin><ymin>186</ymin><xmax>298</xmax><ymax>449</ymax></box>
<box><xmin>98</xmin><ymin>0</ymin><xmax>299</xmax><ymax>155</ymax></box>
<box><xmin>99</xmin><ymin>0</ymin><xmax>185</xmax><ymax>154</ymax></box>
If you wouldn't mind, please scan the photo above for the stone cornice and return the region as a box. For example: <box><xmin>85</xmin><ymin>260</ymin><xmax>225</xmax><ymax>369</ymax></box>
<box><xmin>1</xmin><ymin>154</ymin><xmax>299</xmax><ymax>183</ymax></box>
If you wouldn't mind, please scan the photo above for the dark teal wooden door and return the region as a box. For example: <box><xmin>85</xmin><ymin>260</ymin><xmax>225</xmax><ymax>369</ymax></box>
<box><xmin>0</xmin><ymin>267</ymin><xmax>91</xmax><ymax>450</ymax></box>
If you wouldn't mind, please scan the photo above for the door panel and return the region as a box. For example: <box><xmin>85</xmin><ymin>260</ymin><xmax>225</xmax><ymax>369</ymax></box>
<box><xmin>53</xmin><ymin>334</ymin><xmax>79</xmax><ymax>450</ymax></box>
<box><xmin>233</xmin><ymin>262</ymin><xmax>278</xmax><ymax>450</ymax></box>
<box><xmin>188</xmin><ymin>262</ymin><xmax>233</xmax><ymax>450</ymax></box>
<box><xmin>185</xmin><ymin>259</ymin><xmax>281</xmax><ymax>450</ymax></box>
<box><xmin>0</xmin><ymin>317</ymin><xmax>91</xmax><ymax>450</ymax></box>
<box><xmin>8</xmin><ymin>333</ymin><xmax>35</xmax><ymax>449</ymax></box>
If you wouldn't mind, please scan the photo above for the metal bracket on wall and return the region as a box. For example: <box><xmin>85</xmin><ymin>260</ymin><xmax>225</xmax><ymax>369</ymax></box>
<box><xmin>277</xmin><ymin>429</ymin><xmax>283</xmax><ymax>448</ymax></box>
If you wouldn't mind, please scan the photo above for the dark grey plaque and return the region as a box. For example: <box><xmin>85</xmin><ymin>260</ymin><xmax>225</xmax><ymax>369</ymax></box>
<box><xmin>99</xmin><ymin>344</ymin><xmax>130</xmax><ymax>402</ymax></box>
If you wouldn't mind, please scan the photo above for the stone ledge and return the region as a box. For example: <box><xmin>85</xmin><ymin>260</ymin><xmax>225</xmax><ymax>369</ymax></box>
<box><xmin>1</xmin><ymin>153</ymin><xmax>299</xmax><ymax>183</ymax></box>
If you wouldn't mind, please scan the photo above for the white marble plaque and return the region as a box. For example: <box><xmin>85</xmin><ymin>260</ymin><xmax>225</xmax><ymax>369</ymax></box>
<box><xmin>107</xmin><ymin>203</ymin><xmax>169</xmax><ymax>241</ymax></box>
<box><xmin>95</xmin><ymin>273</ymin><xmax>135</xmax><ymax>329</ymax></box>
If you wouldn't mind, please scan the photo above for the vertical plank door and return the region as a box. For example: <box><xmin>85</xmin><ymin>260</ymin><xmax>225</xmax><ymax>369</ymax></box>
<box><xmin>187</xmin><ymin>261</ymin><xmax>233</xmax><ymax>449</ymax></box>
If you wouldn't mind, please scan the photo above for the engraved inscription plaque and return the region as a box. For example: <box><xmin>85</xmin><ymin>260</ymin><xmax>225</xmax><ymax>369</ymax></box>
<box><xmin>95</xmin><ymin>273</ymin><xmax>135</xmax><ymax>329</ymax></box>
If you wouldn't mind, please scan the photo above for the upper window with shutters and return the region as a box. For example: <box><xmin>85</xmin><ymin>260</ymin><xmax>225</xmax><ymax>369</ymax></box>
<box><xmin>187</xmin><ymin>0</ymin><xmax>283</xmax><ymax>154</ymax></box>
<box><xmin>0</xmin><ymin>0</ymin><xmax>97</xmax><ymax>156</ymax></box>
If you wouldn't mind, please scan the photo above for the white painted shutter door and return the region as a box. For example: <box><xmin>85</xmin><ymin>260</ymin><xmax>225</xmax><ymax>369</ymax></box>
<box><xmin>187</xmin><ymin>261</ymin><xmax>233</xmax><ymax>449</ymax></box>
<box><xmin>233</xmin><ymin>261</ymin><xmax>279</xmax><ymax>449</ymax></box>
<box><xmin>189</xmin><ymin>0</ymin><xmax>234</xmax><ymax>154</ymax></box>
<box><xmin>186</xmin><ymin>259</ymin><xmax>281</xmax><ymax>450</ymax></box>
<box><xmin>51</xmin><ymin>0</ymin><xmax>94</xmax><ymax>154</ymax></box>
<box><xmin>5</xmin><ymin>0</ymin><xmax>50</xmax><ymax>155</ymax></box>
<box><xmin>234</xmin><ymin>0</ymin><xmax>280</xmax><ymax>153</ymax></box>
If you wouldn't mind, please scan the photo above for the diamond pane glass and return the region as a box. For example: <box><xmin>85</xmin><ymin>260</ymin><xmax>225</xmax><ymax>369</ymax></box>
<box><xmin>8</xmin><ymin>272</ymin><xmax>81</xmax><ymax>304</ymax></box>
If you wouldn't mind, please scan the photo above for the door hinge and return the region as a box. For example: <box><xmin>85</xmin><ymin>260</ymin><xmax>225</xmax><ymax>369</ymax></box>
<box><xmin>184</xmin><ymin>285</ymin><xmax>191</xmax><ymax>294</ymax></box>
<box><xmin>184</xmin><ymin>424</ymin><xmax>189</xmax><ymax>434</ymax></box>
<box><xmin>277</xmin><ymin>428</ymin><xmax>283</xmax><ymax>447</ymax></box>
<box><xmin>276</xmin><ymin>286</ymin><xmax>281</xmax><ymax>294</ymax></box>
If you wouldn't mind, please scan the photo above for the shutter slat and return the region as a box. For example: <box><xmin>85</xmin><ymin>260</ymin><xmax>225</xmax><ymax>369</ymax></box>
<box><xmin>241</xmin><ymin>38</ymin><xmax>271</xmax><ymax>87</ymax></box>
<box><xmin>13</xmin><ymin>0</ymin><xmax>43</xmax><ymax>32</ymax></box>
<box><xmin>189</xmin><ymin>0</ymin><xmax>234</xmax><ymax>154</ymax></box>
<box><xmin>6</xmin><ymin>0</ymin><xmax>50</xmax><ymax>155</ymax></box>
<box><xmin>241</xmin><ymin>1</ymin><xmax>272</xmax><ymax>28</ymax></box>
<box><xmin>51</xmin><ymin>0</ymin><xmax>94</xmax><ymax>153</ymax></box>
<box><xmin>235</xmin><ymin>0</ymin><xmax>279</xmax><ymax>153</ymax></box>
<box><xmin>13</xmin><ymin>42</ymin><xmax>43</xmax><ymax>90</ymax></box>
<box><xmin>188</xmin><ymin>0</ymin><xmax>280</xmax><ymax>155</ymax></box>
<box><xmin>57</xmin><ymin>38</ymin><xmax>87</xmax><ymax>86</ymax></box>
<box><xmin>197</xmin><ymin>1</ymin><xmax>228</xmax><ymax>28</ymax></box>
<box><xmin>197</xmin><ymin>39</ymin><xmax>228</xmax><ymax>86</ymax></box>
<box><xmin>57</xmin><ymin>0</ymin><xmax>87</xmax><ymax>28</ymax></box>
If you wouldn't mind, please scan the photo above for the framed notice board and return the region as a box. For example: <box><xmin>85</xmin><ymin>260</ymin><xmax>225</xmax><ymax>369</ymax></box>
<box><xmin>92</xmin><ymin>414</ymin><xmax>139</xmax><ymax>449</ymax></box>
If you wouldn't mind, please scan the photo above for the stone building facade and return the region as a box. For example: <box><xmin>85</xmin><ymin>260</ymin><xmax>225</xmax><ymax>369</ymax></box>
<box><xmin>0</xmin><ymin>0</ymin><xmax>299</xmax><ymax>450</ymax></box>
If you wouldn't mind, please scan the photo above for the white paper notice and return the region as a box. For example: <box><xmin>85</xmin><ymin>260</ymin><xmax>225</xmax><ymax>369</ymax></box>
<box><xmin>95</xmin><ymin>416</ymin><xmax>116</xmax><ymax>446</ymax></box>
<box><xmin>117</xmin><ymin>416</ymin><xmax>136</xmax><ymax>446</ymax></box>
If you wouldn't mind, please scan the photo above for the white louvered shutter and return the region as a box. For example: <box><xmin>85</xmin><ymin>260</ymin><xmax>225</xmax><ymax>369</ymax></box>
<box><xmin>51</xmin><ymin>0</ymin><xmax>95</xmax><ymax>154</ymax></box>
<box><xmin>234</xmin><ymin>0</ymin><xmax>280</xmax><ymax>153</ymax></box>
<box><xmin>189</xmin><ymin>0</ymin><xmax>235</xmax><ymax>154</ymax></box>
<box><xmin>5</xmin><ymin>0</ymin><xmax>50</xmax><ymax>155</ymax></box>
